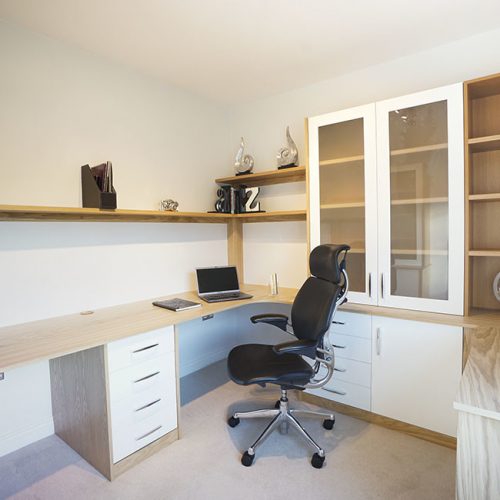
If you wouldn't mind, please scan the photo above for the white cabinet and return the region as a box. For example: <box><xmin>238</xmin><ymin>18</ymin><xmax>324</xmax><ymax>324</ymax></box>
<box><xmin>371</xmin><ymin>316</ymin><xmax>462</xmax><ymax>436</ymax></box>
<box><xmin>107</xmin><ymin>326</ymin><xmax>178</xmax><ymax>463</ymax></box>
<box><xmin>308</xmin><ymin>84</ymin><xmax>464</xmax><ymax>315</ymax></box>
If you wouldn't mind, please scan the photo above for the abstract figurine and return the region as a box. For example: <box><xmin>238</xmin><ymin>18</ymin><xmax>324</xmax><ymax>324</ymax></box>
<box><xmin>160</xmin><ymin>199</ymin><xmax>179</xmax><ymax>211</ymax></box>
<box><xmin>277</xmin><ymin>126</ymin><xmax>299</xmax><ymax>169</ymax></box>
<box><xmin>234</xmin><ymin>137</ymin><xmax>254</xmax><ymax>175</ymax></box>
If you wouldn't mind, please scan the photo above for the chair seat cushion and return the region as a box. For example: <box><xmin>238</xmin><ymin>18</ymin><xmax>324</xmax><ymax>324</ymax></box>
<box><xmin>227</xmin><ymin>343</ymin><xmax>314</xmax><ymax>387</ymax></box>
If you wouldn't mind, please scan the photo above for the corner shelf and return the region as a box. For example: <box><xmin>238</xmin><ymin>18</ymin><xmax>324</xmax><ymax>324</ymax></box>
<box><xmin>215</xmin><ymin>166</ymin><xmax>305</xmax><ymax>187</ymax></box>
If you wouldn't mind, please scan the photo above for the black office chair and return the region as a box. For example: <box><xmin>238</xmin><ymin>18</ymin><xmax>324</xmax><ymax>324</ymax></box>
<box><xmin>227</xmin><ymin>244</ymin><xmax>350</xmax><ymax>468</ymax></box>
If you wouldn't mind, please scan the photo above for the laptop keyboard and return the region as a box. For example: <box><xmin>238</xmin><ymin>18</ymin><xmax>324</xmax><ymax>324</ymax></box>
<box><xmin>207</xmin><ymin>293</ymin><xmax>240</xmax><ymax>302</ymax></box>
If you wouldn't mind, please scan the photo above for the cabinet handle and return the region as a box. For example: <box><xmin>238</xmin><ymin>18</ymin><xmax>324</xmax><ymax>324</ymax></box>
<box><xmin>134</xmin><ymin>371</ymin><xmax>160</xmax><ymax>384</ymax></box>
<box><xmin>376</xmin><ymin>328</ymin><xmax>382</xmax><ymax>355</ymax></box>
<box><xmin>380</xmin><ymin>273</ymin><xmax>384</xmax><ymax>299</ymax></box>
<box><xmin>136</xmin><ymin>425</ymin><xmax>162</xmax><ymax>441</ymax></box>
<box><xmin>332</xmin><ymin>320</ymin><xmax>345</xmax><ymax>325</ymax></box>
<box><xmin>135</xmin><ymin>398</ymin><xmax>161</xmax><ymax>412</ymax></box>
<box><xmin>332</xmin><ymin>344</ymin><xmax>346</xmax><ymax>349</ymax></box>
<box><xmin>132</xmin><ymin>343</ymin><xmax>159</xmax><ymax>354</ymax></box>
<box><xmin>324</xmin><ymin>387</ymin><xmax>347</xmax><ymax>396</ymax></box>
<box><xmin>334</xmin><ymin>367</ymin><xmax>346</xmax><ymax>373</ymax></box>
<box><xmin>368</xmin><ymin>273</ymin><xmax>372</xmax><ymax>298</ymax></box>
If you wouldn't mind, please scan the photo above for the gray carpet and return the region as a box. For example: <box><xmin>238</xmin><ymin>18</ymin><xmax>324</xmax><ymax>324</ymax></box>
<box><xmin>0</xmin><ymin>361</ymin><xmax>456</xmax><ymax>500</ymax></box>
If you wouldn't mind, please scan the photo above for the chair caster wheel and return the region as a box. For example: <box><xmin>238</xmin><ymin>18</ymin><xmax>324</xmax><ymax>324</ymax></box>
<box><xmin>311</xmin><ymin>453</ymin><xmax>325</xmax><ymax>469</ymax></box>
<box><xmin>323</xmin><ymin>417</ymin><xmax>335</xmax><ymax>430</ymax></box>
<box><xmin>228</xmin><ymin>416</ymin><xmax>240</xmax><ymax>428</ymax></box>
<box><xmin>274</xmin><ymin>400</ymin><xmax>280</xmax><ymax>409</ymax></box>
<box><xmin>241</xmin><ymin>451</ymin><xmax>255</xmax><ymax>466</ymax></box>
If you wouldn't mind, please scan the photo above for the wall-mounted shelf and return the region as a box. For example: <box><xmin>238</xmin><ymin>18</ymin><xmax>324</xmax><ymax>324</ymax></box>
<box><xmin>0</xmin><ymin>205</ymin><xmax>306</xmax><ymax>224</ymax></box>
<box><xmin>215</xmin><ymin>166</ymin><xmax>305</xmax><ymax>187</ymax></box>
<box><xmin>468</xmin><ymin>134</ymin><xmax>500</xmax><ymax>153</ymax></box>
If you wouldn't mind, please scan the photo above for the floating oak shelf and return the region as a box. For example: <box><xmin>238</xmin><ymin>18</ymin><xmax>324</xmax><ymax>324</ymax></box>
<box><xmin>468</xmin><ymin>134</ymin><xmax>500</xmax><ymax>153</ymax></box>
<box><xmin>215</xmin><ymin>166</ymin><xmax>305</xmax><ymax>187</ymax></box>
<box><xmin>0</xmin><ymin>205</ymin><xmax>305</xmax><ymax>224</ymax></box>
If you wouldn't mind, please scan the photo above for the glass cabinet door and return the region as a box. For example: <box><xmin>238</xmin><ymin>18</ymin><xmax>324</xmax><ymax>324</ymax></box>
<box><xmin>309</xmin><ymin>104</ymin><xmax>378</xmax><ymax>305</ymax></box>
<box><xmin>376</xmin><ymin>84</ymin><xmax>464</xmax><ymax>314</ymax></box>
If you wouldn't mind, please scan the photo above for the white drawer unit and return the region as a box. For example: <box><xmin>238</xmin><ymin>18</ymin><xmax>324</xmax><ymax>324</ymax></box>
<box><xmin>107</xmin><ymin>326</ymin><xmax>178</xmax><ymax>463</ymax></box>
<box><xmin>332</xmin><ymin>357</ymin><xmax>371</xmax><ymax>387</ymax></box>
<box><xmin>308</xmin><ymin>380</ymin><xmax>371</xmax><ymax>411</ymax></box>
<box><xmin>330</xmin><ymin>332</ymin><xmax>372</xmax><ymax>364</ymax></box>
<box><xmin>331</xmin><ymin>311</ymin><xmax>371</xmax><ymax>339</ymax></box>
<box><xmin>107</xmin><ymin>327</ymin><xmax>175</xmax><ymax>373</ymax></box>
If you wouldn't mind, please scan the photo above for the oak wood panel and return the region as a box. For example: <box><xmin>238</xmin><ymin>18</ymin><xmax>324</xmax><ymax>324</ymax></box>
<box><xmin>299</xmin><ymin>392</ymin><xmax>456</xmax><ymax>449</ymax></box>
<box><xmin>464</xmin><ymin>81</ymin><xmax>472</xmax><ymax>315</ymax></box>
<box><xmin>467</xmin><ymin>72</ymin><xmax>500</xmax><ymax>99</ymax></box>
<box><xmin>468</xmin><ymin>134</ymin><xmax>500</xmax><ymax>152</ymax></box>
<box><xmin>50</xmin><ymin>346</ymin><xmax>113</xmax><ymax>479</ymax></box>
<box><xmin>469</xmin><ymin>151</ymin><xmax>500</xmax><ymax>195</ymax></box>
<box><xmin>0</xmin><ymin>285</ymin><xmax>297</xmax><ymax>371</ymax></box>
<box><xmin>470</xmin><ymin>94</ymin><xmax>500</xmax><ymax>138</ymax></box>
<box><xmin>233</xmin><ymin>210</ymin><xmax>306</xmax><ymax>222</ymax></box>
<box><xmin>227</xmin><ymin>219</ymin><xmax>244</xmax><ymax>278</ymax></box>
<box><xmin>215</xmin><ymin>166</ymin><xmax>305</xmax><ymax>187</ymax></box>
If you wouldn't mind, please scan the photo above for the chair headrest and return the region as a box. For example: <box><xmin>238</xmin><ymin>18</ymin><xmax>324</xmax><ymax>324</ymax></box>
<box><xmin>310</xmin><ymin>244</ymin><xmax>350</xmax><ymax>284</ymax></box>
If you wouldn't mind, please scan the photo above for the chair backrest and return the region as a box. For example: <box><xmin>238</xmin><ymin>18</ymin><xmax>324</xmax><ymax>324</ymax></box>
<box><xmin>291</xmin><ymin>244</ymin><xmax>350</xmax><ymax>343</ymax></box>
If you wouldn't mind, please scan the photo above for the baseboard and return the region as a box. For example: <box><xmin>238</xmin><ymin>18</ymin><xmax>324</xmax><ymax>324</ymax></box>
<box><xmin>0</xmin><ymin>418</ymin><xmax>54</xmax><ymax>458</ymax></box>
<box><xmin>180</xmin><ymin>348</ymin><xmax>228</xmax><ymax>377</ymax></box>
<box><xmin>298</xmin><ymin>392</ymin><xmax>457</xmax><ymax>449</ymax></box>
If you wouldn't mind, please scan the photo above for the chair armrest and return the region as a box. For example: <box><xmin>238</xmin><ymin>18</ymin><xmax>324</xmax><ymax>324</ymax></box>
<box><xmin>273</xmin><ymin>340</ymin><xmax>317</xmax><ymax>358</ymax></box>
<box><xmin>250</xmin><ymin>313</ymin><xmax>289</xmax><ymax>332</ymax></box>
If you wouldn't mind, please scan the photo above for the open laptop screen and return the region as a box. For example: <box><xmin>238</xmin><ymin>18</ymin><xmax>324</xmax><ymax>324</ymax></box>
<box><xmin>196</xmin><ymin>266</ymin><xmax>239</xmax><ymax>294</ymax></box>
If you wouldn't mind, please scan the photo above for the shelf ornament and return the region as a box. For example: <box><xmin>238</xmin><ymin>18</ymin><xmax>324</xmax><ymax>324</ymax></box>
<box><xmin>234</xmin><ymin>137</ymin><xmax>254</xmax><ymax>176</ymax></box>
<box><xmin>277</xmin><ymin>126</ymin><xmax>299</xmax><ymax>169</ymax></box>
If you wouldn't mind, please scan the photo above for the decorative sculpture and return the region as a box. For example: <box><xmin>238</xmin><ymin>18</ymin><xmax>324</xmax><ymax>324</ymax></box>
<box><xmin>160</xmin><ymin>199</ymin><xmax>179</xmax><ymax>211</ymax></box>
<box><xmin>277</xmin><ymin>126</ymin><xmax>299</xmax><ymax>169</ymax></box>
<box><xmin>234</xmin><ymin>137</ymin><xmax>254</xmax><ymax>175</ymax></box>
<box><xmin>493</xmin><ymin>272</ymin><xmax>500</xmax><ymax>302</ymax></box>
<box><xmin>243</xmin><ymin>187</ymin><xmax>261</xmax><ymax>212</ymax></box>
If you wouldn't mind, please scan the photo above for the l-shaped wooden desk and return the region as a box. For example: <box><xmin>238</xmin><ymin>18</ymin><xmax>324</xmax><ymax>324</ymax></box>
<box><xmin>0</xmin><ymin>284</ymin><xmax>499</xmax><ymax>495</ymax></box>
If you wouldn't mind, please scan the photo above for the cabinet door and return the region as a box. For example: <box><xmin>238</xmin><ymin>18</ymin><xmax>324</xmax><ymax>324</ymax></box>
<box><xmin>308</xmin><ymin>104</ymin><xmax>378</xmax><ymax>305</ymax></box>
<box><xmin>376</xmin><ymin>84</ymin><xmax>464</xmax><ymax>314</ymax></box>
<box><xmin>371</xmin><ymin>316</ymin><xmax>462</xmax><ymax>436</ymax></box>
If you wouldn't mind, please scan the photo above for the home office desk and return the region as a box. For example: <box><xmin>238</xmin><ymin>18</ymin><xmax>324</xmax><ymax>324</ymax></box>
<box><xmin>1</xmin><ymin>285</ymin><xmax>499</xmax><ymax>492</ymax></box>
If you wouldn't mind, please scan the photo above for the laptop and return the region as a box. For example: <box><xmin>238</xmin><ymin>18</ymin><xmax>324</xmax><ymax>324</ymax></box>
<box><xmin>196</xmin><ymin>266</ymin><xmax>253</xmax><ymax>303</ymax></box>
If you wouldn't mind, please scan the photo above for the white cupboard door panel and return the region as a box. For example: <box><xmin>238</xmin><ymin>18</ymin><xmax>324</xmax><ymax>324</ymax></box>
<box><xmin>376</xmin><ymin>83</ymin><xmax>464</xmax><ymax>315</ymax></box>
<box><xmin>330</xmin><ymin>333</ymin><xmax>371</xmax><ymax>363</ymax></box>
<box><xmin>331</xmin><ymin>311</ymin><xmax>371</xmax><ymax>339</ymax></box>
<box><xmin>308</xmin><ymin>380</ymin><xmax>371</xmax><ymax>411</ymax></box>
<box><xmin>371</xmin><ymin>317</ymin><xmax>462</xmax><ymax>436</ymax></box>
<box><xmin>308</xmin><ymin>104</ymin><xmax>378</xmax><ymax>306</ymax></box>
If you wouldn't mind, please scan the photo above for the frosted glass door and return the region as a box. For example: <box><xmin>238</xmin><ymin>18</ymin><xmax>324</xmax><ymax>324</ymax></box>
<box><xmin>309</xmin><ymin>104</ymin><xmax>378</xmax><ymax>305</ymax></box>
<box><xmin>376</xmin><ymin>84</ymin><xmax>464</xmax><ymax>314</ymax></box>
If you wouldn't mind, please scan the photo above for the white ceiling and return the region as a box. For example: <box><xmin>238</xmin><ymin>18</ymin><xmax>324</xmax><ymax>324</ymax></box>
<box><xmin>1</xmin><ymin>0</ymin><xmax>500</xmax><ymax>103</ymax></box>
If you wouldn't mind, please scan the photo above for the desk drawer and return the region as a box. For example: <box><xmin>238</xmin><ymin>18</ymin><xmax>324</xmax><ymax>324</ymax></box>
<box><xmin>107</xmin><ymin>327</ymin><xmax>175</xmax><ymax>373</ymax></box>
<box><xmin>330</xmin><ymin>333</ymin><xmax>371</xmax><ymax>364</ymax></box>
<box><xmin>333</xmin><ymin>358</ymin><xmax>371</xmax><ymax>388</ymax></box>
<box><xmin>331</xmin><ymin>311</ymin><xmax>371</xmax><ymax>339</ymax></box>
<box><xmin>308</xmin><ymin>380</ymin><xmax>371</xmax><ymax>411</ymax></box>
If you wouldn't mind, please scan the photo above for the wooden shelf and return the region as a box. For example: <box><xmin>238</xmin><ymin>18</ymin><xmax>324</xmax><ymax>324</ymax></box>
<box><xmin>469</xmin><ymin>193</ymin><xmax>500</xmax><ymax>202</ymax></box>
<box><xmin>319</xmin><ymin>155</ymin><xmax>364</xmax><ymax>167</ymax></box>
<box><xmin>215</xmin><ymin>166</ymin><xmax>305</xmax><ymax>187</ymax></box>
<box><xmin>321</xmin><ymin>202</ymin><xmax>365</xmax><ymax>210</ymax></box>
<box><xmin>468</xmin><ymin>135</ymin><xmax>500</xmax><ymax>153</ymax></box>
<box><xmin>0</xmin><ymin>205</ymin><xmax>305</xmax><ymax>224</ymax></box>
<box><xmin>393</xmin><ymin>249</ymin><xmax>448</xmax><ymax>256</ymax></box>
<box><xmin>391</xmin><ymin>197</ymin><xmax>448</xmax><ymax>206</ymax></box>
<box><xmin>391</xmin><ymin>143</ymin><xmax>448</xmax><ymax>156</ymax></box>
<box><xmin>468</xmin><ymin>249</ymin><xmax>500</xmax><ymax>257</ymax></box>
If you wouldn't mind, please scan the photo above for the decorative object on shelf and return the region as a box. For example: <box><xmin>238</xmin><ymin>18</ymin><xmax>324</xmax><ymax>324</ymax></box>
<box><xmin>234</xmin><ymin>137</ymin><xmax>254</xmax><ymax>175</ymax></box>
<box><xmin>243</xmin><ymin>186</ymin><xmax>261</xmax><ymax>212</ymax></box>
<box><xmin>277</xmin><ymin>126</ymin><xmax>299</xmax><ymax>169</ymax></box>
<box><xmin>81</xmin><ymin>161</ymin><xmax>117</xmax><ymax>209</ymax></box>
<box><xmin>269</xmin><ymin>273</ymin><xmax>279</xmax><ymax>295</ymax></box>
<box><xmin>160</xmin><ymin>199</ymin><xmax>179</xmax><ymax>212</ymax></box>
<box><xmin>493</xmin><ymin>272</ymin><xmax>500</xmax><ymax>302</ymax></box>
<box><xmin>215</xmin><ymin>186</ymin><xmax>231</xmax><ymax>213</ymax></box>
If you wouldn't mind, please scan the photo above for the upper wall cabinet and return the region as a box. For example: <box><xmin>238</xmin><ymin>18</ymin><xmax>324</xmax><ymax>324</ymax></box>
<box><xmin>308</xmin><ymin>84</ymin><xmax>464</xmax><ymax>314</ymax></box>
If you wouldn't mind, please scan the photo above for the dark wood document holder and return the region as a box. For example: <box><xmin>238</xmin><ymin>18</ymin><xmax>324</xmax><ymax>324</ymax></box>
<box><xmin>81</xmin><ymin>164</ymin><xmax>117</xmax><ymax>209</ymax></box>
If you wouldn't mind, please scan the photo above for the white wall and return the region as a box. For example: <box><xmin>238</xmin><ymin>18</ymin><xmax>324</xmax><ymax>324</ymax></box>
<box><xmin>0</xmin><ymin>21</ymin><xmax>231</xmax><ymax>457</ymax></box>
<box><xmin>231</xmin><ymin>27</ymin><xmax>500</xmax><ymax>288</ymax></box>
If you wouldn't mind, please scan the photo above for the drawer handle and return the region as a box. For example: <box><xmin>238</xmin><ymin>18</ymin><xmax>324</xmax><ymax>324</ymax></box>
<box><xmin>332</xmin><ymin>320</ymin><xmax>345</xmax><ymax>325</ymax></box>
<box><xmin>334</xmin><ymin>367</ymin><xmax>346</xmax><ymax>373</ymax></box>
<box><xmin>136</xmin><ymin>425</ymin><xmax>162</xmax><ymax>441</ymax></box>
<box><xmin>135</xmin><ymin>398</ymin><xmax>161</xmax><ymax>412</ymax></box>
<box><xmin>376</xmin><ymin>328</ymin><xmax>382</xmax><ymax>356</ymax></box>
<box><xmin>324</xmin><ymin>387</ymin><xmax>347</xmax><ymax>396</ymax></box>
<box><xmin>132</xmin><ymin>343</ymin><xmax>159</xmax><ymax>354</ymax></box>
<box><xmin>134</xmin><ymin>371</ymin><xmax>160</xmax><ymax>384</ymax></box>
<box><xmin>333</xmin><ymin>344</ymin><xmax>346</xmax><ymax>349</ymax></box>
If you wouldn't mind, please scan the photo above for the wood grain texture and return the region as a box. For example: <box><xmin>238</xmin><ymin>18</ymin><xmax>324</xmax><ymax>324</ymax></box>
<box><xmin>232</xmin><ymin>210</ymin><xmax>306</xmax><ymax>222</ymax></box>
<box><xmin>0</xmin><ymin>285</ymin><xmax>297</xmax><ymax>371</ymax></box>
<box><xmin>50</xmin><ymin>346</ymin><xmax>113</xmax><ymax>479</ymax></box>
<box><xmin>454</xmin><ymin>327</ymin><xmax>500</xmax><ymax>420</ymax></box>
<box><xmin>456</xmin><ymin>411</ymin><xmax>500</xmax><ymax>500</ymax></box>
<box><xmin>111</xmin><ymin>429</ymin><xmax>178</xmax><ymax>480</ymax></box>
<box><xmin>299</xmin><ymin>392</ymin><xmax>456</xmax><ymax>449</ymax></box>
<box><xmin>227</xmin><ymin>219</ymin><xmax>243</xmax><ymax>278</ymax></box>
<box><xmin>215</xmin><ymin>166</ymin><xmax>305</xmax><ymax>187</ymax></box>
